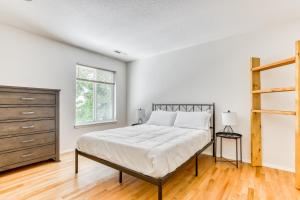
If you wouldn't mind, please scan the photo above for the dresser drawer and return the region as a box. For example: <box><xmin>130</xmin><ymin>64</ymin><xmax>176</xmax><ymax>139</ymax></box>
<box><xmin>0</xmin><ymin>132</ymin><xmax>55</xmax><ymax>152</ymax></box>
<box><xmin>0</xmin><ymin>119</ymin><xmax>55</xmax><ymax>137</ymax></box>
<box><xmin>0</xmin><ymin>92</ymin><xmax>55</xmax><ymax>105</ymax></box>
<box><xmin>0</xmin><ymin>144</ymin><xmax>55</xmax><ymax>168</ymax></box>
<box><xmin>0</xmin><ymin>107</ymin><xmax>55</xmax><ymax>121</ymax></box>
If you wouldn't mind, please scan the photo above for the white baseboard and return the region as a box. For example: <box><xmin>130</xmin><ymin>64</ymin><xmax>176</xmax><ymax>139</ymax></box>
<box><xmin>262</xmin><ymin>162</ymin><xmax>294</xmax><ymax>173</ymax></box>
<box><xmin>202</xmin><ymin>152</ymin><xmax>294</xmax><ymax>172</ymax></box>
<box><xmin>60</xmin><ymin>149</ymin><xmax>74</xmax><ymax>154</ymax></box>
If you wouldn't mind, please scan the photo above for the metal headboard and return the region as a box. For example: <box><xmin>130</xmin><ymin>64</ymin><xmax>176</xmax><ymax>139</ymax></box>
<box><xmin>152</xmin><ymin>103</ymin><xmax>215</xmax><ymax>141</ymax></box>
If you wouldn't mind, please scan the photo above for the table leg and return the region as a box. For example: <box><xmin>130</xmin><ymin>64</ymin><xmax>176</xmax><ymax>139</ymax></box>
<box><xmin>220</xmin><ymin>137</ymin><xmax>223</xmax><ymax>158</ymax></box>
<box><xmin>240</xmin><ymin>137</ymin><xmax>242</xmax><ymax>163</ymax></box>
<box><xmin>215</xmin><ymin>137</ymin><xmax>217</xmax><ymax>162</ymax></box>
<box><xmin>236</xmin><ymin>138</ymin><xmax>238</xmax><ymax>168</ymax></box>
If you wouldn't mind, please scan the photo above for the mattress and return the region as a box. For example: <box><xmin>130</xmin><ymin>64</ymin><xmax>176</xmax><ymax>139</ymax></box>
<box><xmin>76</xmin><ymin>124</ymin><xmax>211</xmax><ymax>178</ymax></box>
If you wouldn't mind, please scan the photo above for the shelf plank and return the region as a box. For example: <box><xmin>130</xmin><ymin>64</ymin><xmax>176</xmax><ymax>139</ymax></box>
<box><xmin>252</xmin><ymin>87</ymin><xmax>295</xmax><ymax>94</ymax></box>
<box><xmin>252</xmin><ymin>57</ymin><xmax>295</xmax><ymax>71</ymax></box>
<box><xmin>252</xmin><ymin>109</ymin><xmax>296</xmax><ymax>115</ymax></box>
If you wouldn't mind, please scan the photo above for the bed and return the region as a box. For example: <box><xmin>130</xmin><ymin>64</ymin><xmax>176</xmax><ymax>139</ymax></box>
<box><xmin>75</xmin><ymin>103</ymin><xmax>215</xmax><ymax>200</ymax></box>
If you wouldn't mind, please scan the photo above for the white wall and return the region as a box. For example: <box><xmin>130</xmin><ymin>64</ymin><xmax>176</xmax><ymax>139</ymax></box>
<box><xmin>127</xmin><ymin>20</ymin><xmax>300</xmax><ymax>172</ymax></box>
<box><xmin>0</xmin><ymin>24</ymin><xmax>127</xmax><ymax>153</ymax></box>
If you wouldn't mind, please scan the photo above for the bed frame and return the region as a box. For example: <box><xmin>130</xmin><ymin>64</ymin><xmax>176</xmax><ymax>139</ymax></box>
<box><xmin>75</xmin><ymin>103</ymin><xmax>215</xmax><ymax>200</ymax></box>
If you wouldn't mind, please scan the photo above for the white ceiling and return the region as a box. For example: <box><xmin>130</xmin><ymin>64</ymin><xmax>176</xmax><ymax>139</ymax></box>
<box><xmin>0</xmin><ymin>0</ymin><xmax>300</xmax><ymax>62</ymax></box>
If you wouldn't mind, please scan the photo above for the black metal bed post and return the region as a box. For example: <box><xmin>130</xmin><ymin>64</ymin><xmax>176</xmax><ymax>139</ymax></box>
<box><xmin>75</xmin><ymin>149</ymin><xmax>78</xmax><ymax>174</ymax></box>
<box><xmin>119</xmin><ymin>171</ymin><xmax>123</xmax><ymax>183</ymax></box>
<box><xmin>212</xmin><ymin>103</ymin><xmax>216</xmax><ymax>157</ymax></box>
<box><xmin>195</xmin><ymin>154</ymin><xmax>198</xmax><ymax>176</ymax></box>
<box><xmin>157</xmin><ymin>179</ymin><xmax>162</xmax><ymax>200</ymax></box>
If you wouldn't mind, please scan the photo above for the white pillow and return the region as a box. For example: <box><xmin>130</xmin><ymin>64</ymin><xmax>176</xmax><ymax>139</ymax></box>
<box><xmin>147</xmin><ymin>111</ymin><xmax>177</xmax><ymax>126</ymax></box>
<box><xmin>174</xmin><ymin>111</ymin><xmax>211</xmax><ymax>130</ymax></box>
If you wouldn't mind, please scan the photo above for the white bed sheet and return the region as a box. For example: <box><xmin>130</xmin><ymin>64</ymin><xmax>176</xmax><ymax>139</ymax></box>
<box><xmin>76</xmin><ymin>124</ymin><xmax>211</xmax><ymax>178</ymax></box>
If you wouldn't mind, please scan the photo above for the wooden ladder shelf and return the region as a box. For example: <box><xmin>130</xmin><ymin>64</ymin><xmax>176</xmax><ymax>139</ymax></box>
<box><xmin>251</xmin><ymin>41</ymin><xmax>300</xmax><ymax>190</ymax></box>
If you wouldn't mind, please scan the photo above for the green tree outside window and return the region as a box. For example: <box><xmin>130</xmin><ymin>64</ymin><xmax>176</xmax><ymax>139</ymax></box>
<box><xmin>75</xmin><ymin>65</ymin><xmax>115</xmax><ymax>125</ymax></box>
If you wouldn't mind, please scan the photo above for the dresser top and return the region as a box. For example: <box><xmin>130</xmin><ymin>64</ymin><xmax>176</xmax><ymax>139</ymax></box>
<box><xmin>0</xmin><ymin>85</ymin><xmax>60</xmax><ymax>93</ymax></box>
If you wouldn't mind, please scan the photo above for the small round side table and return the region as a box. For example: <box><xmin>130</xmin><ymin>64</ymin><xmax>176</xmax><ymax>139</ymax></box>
<box><xmin>215</xmin><ymin>132</ymin><xmax>242</xmax><ymax>168</ymax></box>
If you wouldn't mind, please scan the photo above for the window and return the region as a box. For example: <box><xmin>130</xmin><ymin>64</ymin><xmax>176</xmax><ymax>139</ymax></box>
<box><xmin>75</xmin><ymin>64</ymin><xmax>116</xmax><ymax>126</ymax></box>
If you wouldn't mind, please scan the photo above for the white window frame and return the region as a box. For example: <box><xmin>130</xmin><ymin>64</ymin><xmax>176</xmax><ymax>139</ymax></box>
<box><xmin>75</xmin><ymin>64</ymin><xmax>117</xmax><ymax>128</ymax></box>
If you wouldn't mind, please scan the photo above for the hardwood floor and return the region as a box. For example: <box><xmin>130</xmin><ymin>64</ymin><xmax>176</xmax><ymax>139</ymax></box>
<box><xmin>0</xmin><ymin>152</ymin><xmax>299</xmax><ymax>200</ymax></box>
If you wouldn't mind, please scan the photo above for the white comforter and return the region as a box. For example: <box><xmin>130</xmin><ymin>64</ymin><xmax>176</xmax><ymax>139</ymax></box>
<box><xmin>77</xmin><ymin>124</ymin><xmax>211</xmax><ymax>178</ymax></box>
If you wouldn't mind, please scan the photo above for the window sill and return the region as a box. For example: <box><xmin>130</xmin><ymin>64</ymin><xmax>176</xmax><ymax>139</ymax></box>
<box><xmin>74</xmin><ymin>120</ymin><xmax>118</xmax><ymax>129</ymax></box>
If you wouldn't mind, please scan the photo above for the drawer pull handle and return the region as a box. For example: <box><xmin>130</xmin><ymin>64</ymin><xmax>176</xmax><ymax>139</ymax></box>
<box><xmin>21</xmin><ymin>97</ymin><xmax>35</xmax><ymax>101</ymax></box>
<box><xmin>21</xmin><ymin>139</ymin><xmax>34</xmax><ymax>143</ymax></box>
<box><xmin>21</xmin><ymin>125</ymin><xmax>35</xmax><ymax>129</ymax></box>
<box><xmin>21</xmin><ymin>153</ymin><xmax>33</xmax><ymax>158</ymax></box>
<box><xmin>22</xmin><ymin>111</ymin><xmax>35</xmax><ymax>115</ymax></box>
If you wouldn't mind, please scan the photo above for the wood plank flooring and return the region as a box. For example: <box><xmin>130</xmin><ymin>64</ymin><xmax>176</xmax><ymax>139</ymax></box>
<box><xmin>0</xmin><ymin>152</ymin><xmax>299</xmax><ymax>200</ymax></box>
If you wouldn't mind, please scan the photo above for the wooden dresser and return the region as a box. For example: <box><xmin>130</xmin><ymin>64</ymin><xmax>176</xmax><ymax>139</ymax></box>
<box><xmin>0</xmin><ymin>85</ymin><xmax>60</xmax><ymax>172</ymax></box>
